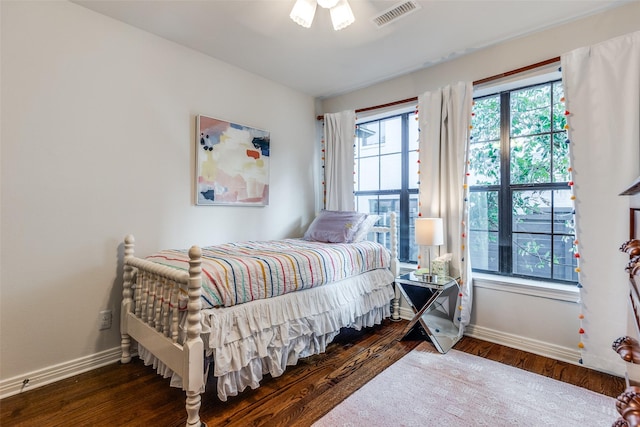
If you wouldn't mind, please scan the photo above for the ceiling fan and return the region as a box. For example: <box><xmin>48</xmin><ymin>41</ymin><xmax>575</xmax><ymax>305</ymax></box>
<box><xmin>289</xmin><ymin>0</ymin><xmax>355</xmax><ymax>31</ymax></box>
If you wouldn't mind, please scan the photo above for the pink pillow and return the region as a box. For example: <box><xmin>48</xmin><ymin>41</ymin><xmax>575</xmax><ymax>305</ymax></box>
<box><xmin>303</xmin><ymin>210</ymin><xmax>366</xmax><ymax>243</ymax></box>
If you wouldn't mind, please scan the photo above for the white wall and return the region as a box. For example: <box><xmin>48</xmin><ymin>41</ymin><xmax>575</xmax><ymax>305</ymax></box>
<box><xmin>0</xmin><ymin>0</ymin><xmax>318</xmax><ymax>392</ymax></box>
<box><xmin>321</xmin><ymin>1</ymin><xmax>640</xmax><ymax>375</ymax></box>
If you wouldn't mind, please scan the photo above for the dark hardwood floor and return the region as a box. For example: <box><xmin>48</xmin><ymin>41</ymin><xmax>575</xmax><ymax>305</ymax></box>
<box><xmin>0</xmin><ymin>320</ymin><xmax>625</xmax><ymax>427</ymax></box>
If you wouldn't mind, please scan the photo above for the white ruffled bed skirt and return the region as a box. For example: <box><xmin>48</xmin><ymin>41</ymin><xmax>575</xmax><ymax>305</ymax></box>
<box><xmin>137</xmin><ymin>268</ymin><xmax>395</xmax><ymax>401</ymax></box>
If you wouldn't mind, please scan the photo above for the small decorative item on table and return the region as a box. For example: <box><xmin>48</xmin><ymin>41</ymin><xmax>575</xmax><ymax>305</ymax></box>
<box><xmin>431</xmin><ymin>253</ymin><xmax>452</xmax><ymax>278</ymax></box>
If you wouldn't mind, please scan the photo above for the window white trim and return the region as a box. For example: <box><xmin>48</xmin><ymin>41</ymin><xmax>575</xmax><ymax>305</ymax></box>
<box><xmin>398</xmin><ymin>261</ymin><xmax>416</xmax><ymax>275</ymax></box>
<box><xmin>472</xmin><ymin>272</ymin><xmax>579</xmax><ymax>303</ymax></box>
<box><xmin>355</xmin><ymin>102</ymin><xmax>415</xmax><ymax>123</ymax></box>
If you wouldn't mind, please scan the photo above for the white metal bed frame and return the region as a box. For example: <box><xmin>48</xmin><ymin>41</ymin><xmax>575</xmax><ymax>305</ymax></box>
<box><xmin>120</xmin><ymin>213</ymin><xmax>398</xmax><ymax>426</ymax></box>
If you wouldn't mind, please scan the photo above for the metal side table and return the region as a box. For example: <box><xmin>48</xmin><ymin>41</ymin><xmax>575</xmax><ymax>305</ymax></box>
<box><xmin>396</xmin><ymin>272</ymin><xmax>462</xmax><ymax>353</ymax></box>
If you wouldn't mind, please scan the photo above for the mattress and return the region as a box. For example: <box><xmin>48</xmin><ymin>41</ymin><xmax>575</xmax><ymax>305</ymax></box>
<box><xmin>146</xmin><ymin>238</ymin><xmax>391</xmax><ymax>308</ymax></box>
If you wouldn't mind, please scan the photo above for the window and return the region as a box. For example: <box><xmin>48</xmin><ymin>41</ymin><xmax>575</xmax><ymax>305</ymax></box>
<box><xmin>354</xmin><ymin>110</ymin><xmax>419</xmax><ymax>263</ymax></box>
<box><xmin>469</xmin><ymin>79</ymin><xmax>578</xmax><ymax>283</ymax></box>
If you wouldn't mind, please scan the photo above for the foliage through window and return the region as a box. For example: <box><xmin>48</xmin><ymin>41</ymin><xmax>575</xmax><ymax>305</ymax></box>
<box><xmin>469</xmin><ymin>79</ymin><xmax>578</xmax><ymax>283</ymax></box>
<box><xmin>355</xmin><ymin>111</ymin><xmax>419</xmax><ymax>263</ymax></box>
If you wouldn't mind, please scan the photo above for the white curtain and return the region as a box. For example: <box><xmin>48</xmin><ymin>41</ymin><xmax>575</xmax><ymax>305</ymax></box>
<box><xmin>418</xmin><ymin>82</ymin><xmax>473</xmax><ymax>329</ymax></box>
<box><xmin>562</xmin><ymin>31</ymin><xmax>640</xmax><ymax>375</ymax></box>
<box><xmin>324</xmin><ymin>110</ymin><xmax>356</xmax><ymax>211</ymax></box>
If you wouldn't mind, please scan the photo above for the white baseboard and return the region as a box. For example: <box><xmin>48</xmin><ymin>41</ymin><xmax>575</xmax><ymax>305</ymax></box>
<box><xmin>398</xmin><ymin>308</ymin><xmax>581</xmax><ymax>365</ymax></box>
<box><xmin>464</xmin><ymin>324</ymin><xmax>582</xmax><ymax>365</ymax></box>
<box><xmin>0</xmin><ymin>347</ymin><xmax>122</xmax><ymax>399</ymax></box>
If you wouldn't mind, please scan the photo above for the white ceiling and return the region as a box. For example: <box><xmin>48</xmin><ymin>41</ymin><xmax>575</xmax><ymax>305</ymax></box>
<box><xmin>73</xmin><ymin>0</ymin><xmax>628</xmax><ymax>99</ymax></box>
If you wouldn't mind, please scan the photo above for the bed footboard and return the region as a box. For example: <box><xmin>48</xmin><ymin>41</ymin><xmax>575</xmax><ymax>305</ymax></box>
<box><xmin>121</xmin><ymin>235</ymin><xmax>205</xmax><ymax>427</ymax></box>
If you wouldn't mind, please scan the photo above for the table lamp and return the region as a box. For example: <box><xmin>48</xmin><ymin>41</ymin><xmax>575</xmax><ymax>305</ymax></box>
<box><xmin>415</xmin><ymin>217</ymin><xmax>444</xmax><ymax>281</ymax></box>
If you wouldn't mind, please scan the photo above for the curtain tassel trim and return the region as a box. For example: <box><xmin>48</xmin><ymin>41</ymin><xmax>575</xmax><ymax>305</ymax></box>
<box><xmin>563</xmin><ymin>98</ymin><xmax>586</xmax><ymax>362</ymax></box>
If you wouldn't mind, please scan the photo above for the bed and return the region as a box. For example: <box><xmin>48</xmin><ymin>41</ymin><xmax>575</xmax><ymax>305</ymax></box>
<box><xmin>120</xmin><ymin>211</ymin><xmax>399</xmax><ymax>426</ymax></box>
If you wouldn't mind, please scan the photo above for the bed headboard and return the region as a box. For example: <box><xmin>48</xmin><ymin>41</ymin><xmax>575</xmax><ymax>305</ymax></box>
<box><xmin>371</xmin><ymin>212</ymin><xmax>398</xmax><ymax>277</ymax></box>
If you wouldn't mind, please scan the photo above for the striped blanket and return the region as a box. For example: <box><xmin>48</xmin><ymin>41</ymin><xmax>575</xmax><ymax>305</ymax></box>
<box><xmin>146</xmin><ymin>239</ymin><xmax>391</xmax><ymax>308</ymax></box>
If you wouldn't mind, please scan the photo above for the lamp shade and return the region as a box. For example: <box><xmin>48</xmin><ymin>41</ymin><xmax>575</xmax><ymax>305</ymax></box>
<box><xmin>290</xmin><ymin>0</ymin><xmax>317</xmax><ymax>28</ymax></box>
<box><xmin>415</xmin><ymin>218</ymin><xmax>444</xmax><ymax>246</ymax></box>
<box><xmin>329</xmin><ymin>0</ymin><xmax>355</xmax><ymax>30</ymax></box>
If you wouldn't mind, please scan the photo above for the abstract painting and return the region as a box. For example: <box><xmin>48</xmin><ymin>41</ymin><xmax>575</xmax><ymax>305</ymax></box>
<box><xmin>196</xmin><ymin>115</ymin><xmax>270</xmax><ymax>206</ymax></box>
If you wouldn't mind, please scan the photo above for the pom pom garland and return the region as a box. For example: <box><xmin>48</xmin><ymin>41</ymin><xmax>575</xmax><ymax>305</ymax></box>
<box><xmin>561</xmin><ymin>96</ymin><xmax>586</xmax><ymax>362</ymax></box>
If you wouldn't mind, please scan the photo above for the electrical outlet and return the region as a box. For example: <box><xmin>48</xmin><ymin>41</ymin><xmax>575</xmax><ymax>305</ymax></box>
<box><xmin>99</xmin><ymin>310</ymin><xmax>112</xmax><ymax>330</ymax></box>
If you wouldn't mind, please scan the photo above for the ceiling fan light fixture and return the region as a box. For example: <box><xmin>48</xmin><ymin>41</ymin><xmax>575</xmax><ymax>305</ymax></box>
<box><xmin>290</xmin><ymin>0</ymin><xmax>354</xmax><ymax>31</ymax></box>
<box><xmin>317</xmin><ymin>0</ymin><xmax>339</xmax><ymax>9</ymax></box>
<box><xmin>329</xmin><ymin>0</ymin><xmax>355</xmax><ymax>31</ymax></box>
<box><xmin>290</xmin><ymin>0</ymin><xmax>317</xmax><ymax>28</ymax></box>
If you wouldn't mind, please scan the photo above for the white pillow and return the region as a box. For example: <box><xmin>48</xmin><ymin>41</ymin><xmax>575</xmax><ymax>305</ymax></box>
<box><xmin>352</xmin><ymin>214</ymin><xmax>380</xmax><ymax>242</ymax></box>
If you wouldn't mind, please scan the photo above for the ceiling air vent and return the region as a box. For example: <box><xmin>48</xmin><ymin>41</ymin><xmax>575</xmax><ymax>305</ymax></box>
<box><xmin>371</xmin><ymin>0</ymin><xmax>421</xmax><ymax>28</ymax></box>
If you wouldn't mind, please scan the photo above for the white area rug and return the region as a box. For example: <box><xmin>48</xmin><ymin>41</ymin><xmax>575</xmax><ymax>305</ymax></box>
<box><xmin>313</xmin><ymin>342</ymin><xmax>618</xmax><ymax>426</ymax></box>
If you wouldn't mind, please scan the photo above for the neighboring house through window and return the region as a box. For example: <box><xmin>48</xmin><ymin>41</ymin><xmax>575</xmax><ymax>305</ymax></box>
<box><xmin>355</xmin><ymin>108</ymin><xmax>419</xmax><ymax>263</ymax></box>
